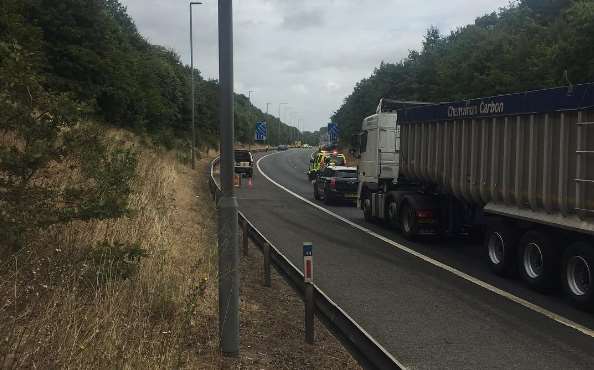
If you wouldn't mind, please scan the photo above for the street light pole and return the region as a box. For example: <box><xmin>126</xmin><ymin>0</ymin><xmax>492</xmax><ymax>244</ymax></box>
<box><xmin>284</xmin><ymin>109</ymin><xmax>291</xmax><ymax>145</ymax></box>
<box><xmin>289</xmin><ymin>110</ymin><xmax>297</xmax><ymax>144</ymax></box>
<box><xmin>248</xmin><ymin>90</ymin><xmax>254</xmax><ymax>103</ymax></box>
<box><xmin>217</xmin><ymin>0</ymin><xmax>239</xmax><ymax>356</ymax></box>
<box><xmin>189</xmin><ymin>1</ymin><xmax>203</xmax><ymax>169</ymax></box>
<box><xmin>277</xmin><ymin>102</ymin><xmax>287</xmax><ymax>146</ymax></box>
<box><xmin>265</xmin><ymin>102</ymin><xmax>271</xmax><ymax>146</ymax></box>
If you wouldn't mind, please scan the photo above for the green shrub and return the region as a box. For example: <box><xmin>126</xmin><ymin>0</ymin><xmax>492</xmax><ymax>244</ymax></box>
<box><xmin>81</xmin><ymin>241</ymin><xmax>147</xmax><ymax>287</ymax></box>
<box><xmin>0</xmin><ymin>35</ymin><xmax>137</xmax><ymax>253</ymax></box>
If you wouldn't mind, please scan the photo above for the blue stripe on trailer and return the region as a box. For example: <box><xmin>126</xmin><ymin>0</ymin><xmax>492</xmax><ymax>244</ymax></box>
<box><xmin>398</xmin><ymin>83</ymin><xmax>594</xmax><ymax>123</ymax></box>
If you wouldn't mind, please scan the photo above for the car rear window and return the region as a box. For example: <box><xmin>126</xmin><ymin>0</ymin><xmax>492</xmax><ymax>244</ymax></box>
<box><xmin>336</xmin><ymin>170</ymin><xmax>357</xmax><ymax>178</ymax></box>
<box><xmin>325</xmin><ymin>155</ymin><xmax>345</xmax><ymax>166</ymax></box>
<box><xmin>234</xmin><ymin>151</ymin><xmax>251</xmax><ymax>161</ymax></box>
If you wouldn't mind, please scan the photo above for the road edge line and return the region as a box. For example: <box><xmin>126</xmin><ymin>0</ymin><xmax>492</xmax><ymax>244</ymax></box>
<box><xmin>256</xmin><ymin>152</ymin><xmax>594</xmax><ymax>339</ymax></box>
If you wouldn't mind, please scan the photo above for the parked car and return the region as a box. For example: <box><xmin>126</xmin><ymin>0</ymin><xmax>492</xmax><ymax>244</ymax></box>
<box><xmin>313</xmin><ymin>166</ymin><xmax>358</xmax><ymax>204</ymax></box>
<box><xmin>277</xmin><ymin>144</ymin><xmax>288</xmax><ymax>151</ymax></box>
<box><xmin>233</xmin><ymin>149</ymin><xmax>253</xmax><ymax>177</ymax></box>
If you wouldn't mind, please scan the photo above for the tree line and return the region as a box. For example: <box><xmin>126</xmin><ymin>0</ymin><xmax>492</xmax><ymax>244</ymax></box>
<box><xmin>331</xmin><ymin>0</ymin><xmax>594</xmax><ymax>142</ymax></box>
<box><xmin>1</xmin><ymin>0</ymin><xmax>296</xmax><ymax>150</ymax></box>
<box><xmin>1</xmin><ymin>0</ymin><xmax>306</xmax><ymax>253</ymax></box>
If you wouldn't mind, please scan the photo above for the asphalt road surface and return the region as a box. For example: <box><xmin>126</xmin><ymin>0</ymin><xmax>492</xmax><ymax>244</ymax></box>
<box><xmin>235</xmin><ymin>148</ymin><xmax>594</xmax><ymax>369</ymax></box>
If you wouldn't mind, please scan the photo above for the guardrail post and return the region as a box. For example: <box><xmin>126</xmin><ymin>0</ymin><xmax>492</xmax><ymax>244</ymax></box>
<box><xmin>263</xmin><ymin>242</ymin><xmax>271</xmax><ymax>287</ymax></box>
<box><xmin>242</xmin><ymin>217</ymin><xmax>249</xmax><ymax>257</ymax></box>
<box><xmin>303</xmin><ymin>242</ymin><xmax>314</xmax><ymax>344</ymax></box>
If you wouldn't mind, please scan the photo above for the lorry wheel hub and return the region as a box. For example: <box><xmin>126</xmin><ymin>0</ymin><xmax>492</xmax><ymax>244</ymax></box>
<box><xmin>488</xmin><ymin>232</ymin><xmax>505</xmax><ymax>265</ymax></box>
<box><xmin>523</xmin><ymin>242</ymin><xmax>544</xmax><ymax>279</ymax></box>
<box><xmin>567</xmin><ymin>256</ymin><xmax>591</xmax><ymax>296</ymax></box>
<box><xmin>364</xmin><ymin>198</ymin><xmax>371</xmax><ymax>213</ymax></box>
<box><xmin>388</xmin><ymin>202</ymin><xmax>397</xmax><ymax>220</ymax></box>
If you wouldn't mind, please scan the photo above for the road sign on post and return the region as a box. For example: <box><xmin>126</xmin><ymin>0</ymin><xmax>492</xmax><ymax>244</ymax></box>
<box><xmin>328</xmin><ymin>122</ymin><xmax>339</xmax><ymax>143</ymax></box>
<box><xmin>255</xmin><ymin>121</ymin><xmax>267</xmax><ymax>141</ymax></box>
<box><xmin>303</xmin><ymin>242</ymin><xmax>313</xmax><ymax>283</ymax></box>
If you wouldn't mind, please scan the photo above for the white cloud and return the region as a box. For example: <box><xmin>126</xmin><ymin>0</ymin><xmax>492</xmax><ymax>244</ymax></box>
<box><xmin>120</xmin><ymin>0</ymin><xmax>511</xmax><ymax>131</ymax></box>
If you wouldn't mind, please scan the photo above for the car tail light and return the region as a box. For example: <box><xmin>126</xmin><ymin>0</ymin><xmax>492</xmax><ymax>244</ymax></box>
<box><xmin>416</xmin><ymin>209</ymin><xmax>433</xmax><ymax>218</ymax></box>
<box><xmin>330</xmin><ymin>178</ymin><xmax>336</xmax><ymax>189</ymax></box>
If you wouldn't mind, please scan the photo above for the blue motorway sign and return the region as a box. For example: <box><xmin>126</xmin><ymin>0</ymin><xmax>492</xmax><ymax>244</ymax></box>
<box><xmin>328</xmin><ymin>122</ymin><xmax>339</xmax><ymax>142</ymax></box>
<box><xmin>303</xmin><ymin>242</ymin><xmax>313</xmax><ymax>256</ymax></box>
<box><xmin>255</xmin><ymin>121</ymin><xmax>267</xmax><ymax>141</ymax></box>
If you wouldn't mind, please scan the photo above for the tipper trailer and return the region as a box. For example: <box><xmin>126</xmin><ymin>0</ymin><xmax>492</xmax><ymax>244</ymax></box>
<box><xmin>352</xmin><ymin>83</ymin><xmax>594</xmax><ymax>309</ymax></box>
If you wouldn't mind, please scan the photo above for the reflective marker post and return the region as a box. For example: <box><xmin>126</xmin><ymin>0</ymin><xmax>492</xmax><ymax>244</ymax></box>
<box><xmin>217</xmin><ymin>0</ymin><xmax>239</xmax><ymax>356</ymax></box>
<box><xmin>303</xmin><ymin>242</ymin><xmax>314</xmax><ymax>344</ymax></box>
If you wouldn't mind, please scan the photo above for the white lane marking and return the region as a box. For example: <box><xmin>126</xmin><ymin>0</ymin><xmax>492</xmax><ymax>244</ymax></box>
<box><xmin>256</xmin><ymin>152</ymin><xmax>594</xmax><ymax>339</ymax></box>
<box><xmin>256</xmin><ymin>150</ymin><xmax>407</xmax><ymax>370</ymax></box>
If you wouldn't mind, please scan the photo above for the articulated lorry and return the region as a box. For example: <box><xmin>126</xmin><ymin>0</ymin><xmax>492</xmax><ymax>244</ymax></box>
<box><xmin>352</xmin><ymin>84</ymin><xmax>594</xmax><ymax>309</ymax></box>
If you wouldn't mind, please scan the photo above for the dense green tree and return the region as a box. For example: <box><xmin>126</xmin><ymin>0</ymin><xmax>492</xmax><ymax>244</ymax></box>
<box><xmin>2</xmin><ymin>0</ymin><xmax>294</xmax><ymax>150</ymax></box>
<box><xmin>332</xmin><ymin>0</ymin><xmax>594</xmax><ymax>144</ymax></box>
<box><xmin>1</xmin><ymin>1</ymin><xmax>137</xmax><ymax>253</ymax></box>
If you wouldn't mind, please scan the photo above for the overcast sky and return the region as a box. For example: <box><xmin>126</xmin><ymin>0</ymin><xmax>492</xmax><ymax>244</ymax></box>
<box><xmin>121</xmin><ymin>0</ymin><xmax>512</xmax><ymax>132</ymax></box>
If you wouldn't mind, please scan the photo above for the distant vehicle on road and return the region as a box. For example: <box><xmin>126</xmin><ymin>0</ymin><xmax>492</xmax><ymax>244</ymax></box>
<box><xmin>313</xmin><ymin>166</ymin><xmax>358</xmax><ymax>204</ymax></box>
<box><xmin>233</xmin><ymin>149</ymin><xmax>253</xmax><ymax>177</ymax></box>
<box><xmin>302</xmin><ymin>143</ymin><xmax>310</xmax><ymax>148</ymax></box>
<box><xmin>277</xmin><ymin>144</ymin><xmax>289</xmax><ymax>151</ymax></box>
<box><xmin>308</xmin><ymin>150</ymin><xmax>346</xmax><ymax>180</ymax></box>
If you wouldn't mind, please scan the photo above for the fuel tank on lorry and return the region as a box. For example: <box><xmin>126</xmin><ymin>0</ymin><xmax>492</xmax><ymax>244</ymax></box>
<box><xmin>398</xmin><ymin>83</ymin><xmax>594</xmax><ymax>232</ymax></box>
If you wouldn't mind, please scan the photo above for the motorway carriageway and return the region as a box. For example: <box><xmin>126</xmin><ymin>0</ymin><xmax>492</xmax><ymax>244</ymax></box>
<box><xmin>235</xmin><ymin>148</ymin><xmax>594</xmax><ymax>369</ymax></box>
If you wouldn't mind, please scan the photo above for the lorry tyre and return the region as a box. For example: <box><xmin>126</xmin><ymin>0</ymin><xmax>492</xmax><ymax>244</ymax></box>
<box><xmin>362</xmin><ymin>193</ymin><xmax>373</xmax><ymax>222</ymax></box>
<box><xmin>400</xmin><ymin>202</ymin><xmax>418</xmax><ymax>240</ymax></box>
<box><xmin>485</xmin><ymin>222</ymin><xmax>518</xmax><ymax>277</ymax></box>
<box><xmin>562</xmin><ymin>242</ymin><xmax>594</xmax><ymax>311</ymax></box>
<box><xmin>386</xmin><ymin>197</ymin><xmax>399</xmax><ymax>229</ymax></box>
<box><xmin>517</xmin><ymin>230</ymin><xmax>559</xmax><ymax>293</ymax></box>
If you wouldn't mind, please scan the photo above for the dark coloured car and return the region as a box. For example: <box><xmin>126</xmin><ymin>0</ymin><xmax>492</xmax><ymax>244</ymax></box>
<box><xmin>234</xmin><ymin>149</ymin><xmax>253</xmax><ymax>177</ymax></box>
<box><xmin>277</xmin><ymin>144</ymin><xmax>288</xmax><ymax>151</ymax></box>
<box><xmin>313</xmin><ymin>166</ymin><xmax>358</xmax><ymax>205</ymax></box>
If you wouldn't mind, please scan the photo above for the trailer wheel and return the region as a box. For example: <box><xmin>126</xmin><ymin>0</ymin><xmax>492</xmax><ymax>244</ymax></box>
<box><xmin>517</xmin><ymin>230</ymin><xmax>559</xmax><ymax>293</ymax></box>
<box><xmin>400</xmin><ymin>202</ymin><xmax>418</xmax><ymax>240</ymax></box>
<box><xmin>562</xmin><ymin>242</ymin><xmax>594</xmax><ymax>311</ymax></box>
<box><xmin>485</xmin><ymin>222</ymin><xmax>518</xmax><ymax>277</ymax></box>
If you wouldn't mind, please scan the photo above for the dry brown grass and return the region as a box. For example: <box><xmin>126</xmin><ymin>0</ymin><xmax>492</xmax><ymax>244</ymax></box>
<box><xmin>0</xmin><ymin>129</ymin><xmax>221</xmax><ymax>369</ymax></box>
<box><xmin>1</xmin><ymin>128</ymin><xmax>360</xmax><ymax>369</ymax></box>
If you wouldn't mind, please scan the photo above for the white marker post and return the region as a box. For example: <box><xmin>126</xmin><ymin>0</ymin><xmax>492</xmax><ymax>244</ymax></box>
<box><xmin>303</xmin><ymin>242</ymin><xmax>314</xmax><ymax>344</ymax></box>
